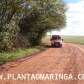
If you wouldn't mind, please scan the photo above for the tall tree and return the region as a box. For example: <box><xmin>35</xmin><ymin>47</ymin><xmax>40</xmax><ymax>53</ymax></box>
<box><xmin>0</xmin><ymin>0</ymin><xmax>66</xmax><ymax>50</ymax></box>
<box><xmin>19</xmin><ymin>0</ymin><xmax>66</xmax><ymax>46</ymax></box>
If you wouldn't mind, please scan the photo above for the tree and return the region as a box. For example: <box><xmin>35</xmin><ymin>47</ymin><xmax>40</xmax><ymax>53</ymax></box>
<box><xmin>0</xmin><ymin>0</ymin><xmax>66</xmax><ymax>51</ymax></box>
<box><xmin>19</xmin><ymin>0</ymin><xmax>66</xmax><ymax>46</ymax></box>
<box><xmin>0</xmin><ymin>0</ymin><xmax>28</xmax><ymax>50</ymax></box>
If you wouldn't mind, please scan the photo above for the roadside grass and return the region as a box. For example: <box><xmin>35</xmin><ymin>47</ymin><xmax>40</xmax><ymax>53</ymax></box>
<box><xmin>1</xmin><ymin>35</ymin><xmax>84</xmax><ymax>65</ymax></box>
<box><xmin>62</xmin><ymin>36</ymin><xmax>84</xmax><ymax>45</ymax></box>
<box><xmin>0</xmin><ymin>46</ymin><xmax>44</xmax><ymax>65</ymax></box>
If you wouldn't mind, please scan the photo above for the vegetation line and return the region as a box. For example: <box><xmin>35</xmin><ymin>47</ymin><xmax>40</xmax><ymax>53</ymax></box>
<box><xmin>0</xmin><ymin>46</ymin><xmax>45</xmax><ymax>65</ymax></box>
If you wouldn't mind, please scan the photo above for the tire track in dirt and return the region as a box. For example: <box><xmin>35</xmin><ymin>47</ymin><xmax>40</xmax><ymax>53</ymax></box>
<box><xmin>68</xmin><ymin>44</ymin><xmax>84</xmax><ymax>84</ymax></box>
<box><xmin>62</xmin><ymin>44</ymin><xmax>79</xmax><ymax>84</ymax></box>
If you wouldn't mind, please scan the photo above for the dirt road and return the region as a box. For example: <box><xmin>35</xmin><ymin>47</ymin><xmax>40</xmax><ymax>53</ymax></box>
<box><xmin>0</xmin><ymin>43</ymin><xmax>84</xmax><ymax>84</ymax></box>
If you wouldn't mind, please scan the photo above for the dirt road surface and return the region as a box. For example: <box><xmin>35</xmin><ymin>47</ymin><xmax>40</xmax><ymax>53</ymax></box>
<box><xmin>0</xmin><ymin>43</ymin><xmax>84</xmax><ymax>84</ymax></box>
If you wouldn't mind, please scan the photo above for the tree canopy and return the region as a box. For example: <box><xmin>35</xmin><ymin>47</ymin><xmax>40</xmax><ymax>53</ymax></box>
<box><xmin>0</xmin><ymin>0</ymin><xmax>66</xmax><ymax>51</ymax></box>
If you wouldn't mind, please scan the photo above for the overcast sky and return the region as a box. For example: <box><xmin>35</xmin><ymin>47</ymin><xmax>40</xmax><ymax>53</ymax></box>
<box><xmin>50</xmin><ymin>0</ymin><xmax>84</xmax><ymax>36</ymax></box>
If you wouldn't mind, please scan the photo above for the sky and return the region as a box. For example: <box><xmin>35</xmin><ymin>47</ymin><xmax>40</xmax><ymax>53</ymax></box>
<box><xmin>50</xmin><ymin>0</ymin><xmax>84</xmax><ymax>36</ymax></box>
<box><xmin>64</xmin><ymin>0</ymin><xmax>79</xmax><ymax>3</ymax></box>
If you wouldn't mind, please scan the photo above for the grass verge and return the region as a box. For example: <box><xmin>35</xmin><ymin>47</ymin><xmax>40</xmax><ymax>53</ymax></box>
<box><xmin>0</xmin><ymin>46</ymin><xmax>44</xmax><ymax>65</ymax></box>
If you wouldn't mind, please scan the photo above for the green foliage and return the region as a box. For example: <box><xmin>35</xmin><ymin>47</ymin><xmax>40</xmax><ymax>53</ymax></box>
<box><xmin>0</xmin><ymin>0</ymin><xmax>66</xmax><ymax>51</ymax></box>
<box><xmin>0</xmin><ymin>0</ymin><xmax>24</xmax><ymax>51</ymax></box>
<box><xmin>19</xmin><ymin>0</ymin><xmax>66</xmax><ymax>46</ymax></box>
<box><xmin>0</xmin><ymin>47</ymin><xmax>41</xmax><ymax>64</ymax></box>
<box><xmin>0</xmin><ymin>19</ymin><xmax>19</xmax><ymax>51</ymax></box>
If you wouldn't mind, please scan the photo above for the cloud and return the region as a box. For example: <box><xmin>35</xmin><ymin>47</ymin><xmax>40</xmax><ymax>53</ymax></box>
<box><xmin>51</xmin><ymin>0</ymin><xmax>84</xmax><ymax>36</ymax></box>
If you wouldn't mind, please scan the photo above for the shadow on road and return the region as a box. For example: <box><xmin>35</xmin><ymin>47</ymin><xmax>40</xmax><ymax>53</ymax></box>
<box><xmin>43</xmin><ymin>44</ymin><xmax>62</xmax><ymax>48</ymax></box>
